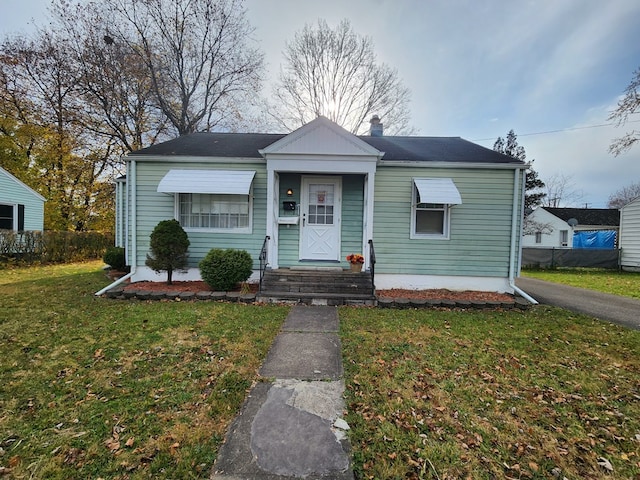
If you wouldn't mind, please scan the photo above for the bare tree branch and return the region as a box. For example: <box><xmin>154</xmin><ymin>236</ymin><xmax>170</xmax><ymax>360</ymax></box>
<box><xmin>272</xmin><ymin>19</ymin><xmax>413</xmax><ymax>135</ymax></box>
<box><xmin>609</xmin><ymin>67</ymin><xmax>640</xmax><ymax>156</ymax></box>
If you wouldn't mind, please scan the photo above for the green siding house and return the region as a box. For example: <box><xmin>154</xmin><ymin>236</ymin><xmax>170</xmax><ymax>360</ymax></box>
<box><xmin>0</xmin><ymin>166</ymin><xmax>45</xmax><ymax>232</ymax></box>
<box><xmin>113</xmin><ymin>116</ymin><xmax>527</xmax><ymax>293</ymax></box>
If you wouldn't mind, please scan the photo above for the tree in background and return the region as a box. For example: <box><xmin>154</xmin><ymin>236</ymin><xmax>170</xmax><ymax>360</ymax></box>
<box><xmin>607</xmin><ymin>181</ymin><xmax>640</xmax><ymax>208</ymax></box>
<box><xmin>145</xmin><ymin>219</ymin><xmax>190</xmax><ymax>285</ymax></box>
<box><xmin>494</xmin><ymin>130</ymin><xmax>549</xmax><ymax>235</ymax></box>
<box><xmin>609</xmin><ymin>67</ymin><xmax>640</xmax><ymax>156</ymax></box>
<box><xmin>542</xmin><ymin>173</ymin><xmax>583</xmax><ymax>208</ymax></box>
<box><xmin>103</xmin><ymin>0</ymin><xmax>264</xmax><ymax>136</ymax></box>
<box><xmin>0</xmin><ymin>0</ymin><xmax>264</xmax><ymax>231</ymax></box>
<box><xmin>273</xmin><ymin>19</ymin><xmax>413</xmax><ymax>135</ymax></box>
<box><xmin>493</xmin><ymin>130</ymin><xmax>546</xmax><ymax>211</ymax></box>
<box><xmin>0</xmin><ymin>30</ymin><xmax>115</xmax><ymax>231</ymax></box>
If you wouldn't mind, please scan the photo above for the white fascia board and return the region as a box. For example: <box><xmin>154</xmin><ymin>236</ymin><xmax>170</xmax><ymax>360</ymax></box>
<box><xmin>268</xmin><ymin>157</ymin><xmax>377</xmax><ymax>175</ymax></box>
<box><xmin>127</xmin><ymin>155</ymin><xmax>265</xmax><ymax>165</ymax></box>
<box><xmin>378</xmin><ymin>160</ymin><xmax>527</xmax><ymax>170</ymax></box>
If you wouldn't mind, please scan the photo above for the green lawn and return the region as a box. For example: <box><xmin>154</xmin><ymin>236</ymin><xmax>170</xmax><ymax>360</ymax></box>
<box><xmin>340</xmin><ymin>307</ymin><xmax>640</xmax><ymax>480</ymax></box>
<box><xmin>0</xmin><ymin>262</ymin><xmax>288</xmax><ymax>479</ymax></box>
<box><xmin>2</xmin><ymin>263</ymin><xmax>640</xmax><ymax>479</ymax></box>
<box><xmin>522</xmin><ymin>268</ymin><xmax>640</xmax><ymax>299</ymax></box>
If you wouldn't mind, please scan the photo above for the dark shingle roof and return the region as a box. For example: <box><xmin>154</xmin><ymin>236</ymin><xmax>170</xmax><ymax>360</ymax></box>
<box><xmin>129</xmin><ymin>132</ymin><xmax>285</xmax><ymax>157</ymax></box>
<box><xmin>129</xmin><ymin>132</ymin><xmax>522</xmax><ymax>165</ymax></box>
<box><xmin>543</xmin><ymin>207</ymin><xmax>620</xmax><ymax>226</ymax></box>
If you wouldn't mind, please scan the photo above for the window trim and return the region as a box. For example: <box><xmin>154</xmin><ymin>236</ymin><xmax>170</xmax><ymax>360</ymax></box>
<box><xmin>0</xmin><ymin>203</ymin><xmax>17</xmax><ymax>231</ymax></box>
<box><xmin>560</xmin><ymin>230</ymin><xmax>569</xmax><ymax>247</ymax></box>
<box><xmin>410</xmin><ymin>185</ymin><xmax>451</xmax><ymax>240</ymax></box>
<box><xmin>175</xmin><ymin>191</ymin><xmax>253</xmax><ymax>234</ymax></box>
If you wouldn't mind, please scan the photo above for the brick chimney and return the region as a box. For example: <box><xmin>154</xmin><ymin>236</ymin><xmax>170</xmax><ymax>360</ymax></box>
<box><xmin>369</xmin><ymin>115</ymin><xmax>383</xmax><ymax>136</ymax></box>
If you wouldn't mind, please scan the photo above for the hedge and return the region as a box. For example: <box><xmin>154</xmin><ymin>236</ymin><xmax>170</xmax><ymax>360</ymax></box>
<box><xmin>0</xmin><ymin>230</ymin><xmax>114</xmax><ymax>265</ymax></box>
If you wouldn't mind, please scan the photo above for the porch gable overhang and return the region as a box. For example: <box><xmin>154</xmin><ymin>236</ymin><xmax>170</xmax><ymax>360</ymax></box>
<box><xmin>260</xmin><ymin>116</ymin><xmax>383</xmax><ymax>175</ymax></box>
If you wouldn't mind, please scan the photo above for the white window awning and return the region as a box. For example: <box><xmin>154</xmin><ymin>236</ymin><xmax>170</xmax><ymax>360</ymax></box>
<box><xmin>157</xmin><ymin>170</ymin><xmax>256</xmax><ymax>195</ymax></box>
<box><xmin>414</xmin><ymin>178</ymin><xmax>462</xmax><ymax>204</ymax></box>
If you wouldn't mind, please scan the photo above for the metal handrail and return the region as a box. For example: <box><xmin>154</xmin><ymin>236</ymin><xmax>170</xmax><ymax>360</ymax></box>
<box><xmin>258</xmin><ymin>235</ymin><xmax>270</xmax><ymax>293</ymax></box>
<box><xmin>368</xmin><ymin>239</ymin><xmax>376</xmax><ymax>295</ymax></box>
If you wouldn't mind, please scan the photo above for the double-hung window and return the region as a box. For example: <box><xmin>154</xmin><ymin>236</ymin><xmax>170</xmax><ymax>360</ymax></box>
<box><xmin>411</xmin><ymin>178</ymin><xmax>461</xmax><ymax>239</ymax></box>
<box><xmin>178</xmin><ymin>193</ymin><xmax>250</xmax><ymax>231</ymax></box>
<box><xmin>157</xmin><ymin>169</ymin><xmax>255</xmax><ymax>233</ymax></box>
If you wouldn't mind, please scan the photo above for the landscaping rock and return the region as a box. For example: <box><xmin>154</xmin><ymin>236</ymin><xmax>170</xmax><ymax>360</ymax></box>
<box><xmin>226</xmin><ymin>292</ymin><xmax>240</xmax><ymax>302</ymax></box>
<box><xmin>136</xmin><ymin>290</ymin><xmax>152</xmax><ymax>300</ymax></box>
<box><xmin>376</xmin><ymin>297</ymin><xmax>394</xmax><ymax>308</ymax></box>
<box><xmin>240</xmin><ymin>293</ymin><xmax>256</xmax><ymax>303</ymax></box>
<box><xmin>395</xmin><ymin>298</ymin><xmax>412</xmax><ymax>308</ymax></box>
<box><xmin>106</xmin><ymin>287</ymin><xmax>124</xmax><ymax>298</ymax></box>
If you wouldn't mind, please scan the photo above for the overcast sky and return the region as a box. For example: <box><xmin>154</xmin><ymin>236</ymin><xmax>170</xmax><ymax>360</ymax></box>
<box><xmin>2</xmin><ymin>0</ymin><xmax>639</xmax><ymax>208</ymax></box>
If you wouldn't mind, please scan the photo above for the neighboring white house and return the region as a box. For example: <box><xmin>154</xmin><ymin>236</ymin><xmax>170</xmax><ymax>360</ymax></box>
<box><xmin>0</xmin><ymin>166</ymin><xmax>45</xmax><ymax>231</ymax></box>
<box><xmin>523</xmin><ymin>207</ymin><xmax>620</xmax><ymax>249</ymax></box>
<box><xmin>620</xmin><ymin>197</ymin><xmax>640</xmax><ymax>271</ymax></box>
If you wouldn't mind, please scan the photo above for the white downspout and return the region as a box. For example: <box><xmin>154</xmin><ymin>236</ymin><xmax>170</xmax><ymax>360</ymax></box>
<box><xmin>509</xmin><ymin>166</ymin><xmax>538</xmax><ymax>304</ymax></box>
<box><xmin>96</xmin><ymin>158</ymin><xmax>137</xmax><ymax>296</ymax></box>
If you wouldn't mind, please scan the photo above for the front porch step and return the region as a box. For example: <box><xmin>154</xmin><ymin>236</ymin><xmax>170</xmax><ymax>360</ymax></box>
<box><xmin>258</xmin><ymin>268</ymin><xmax>375</xmax><ymax>305</ymax></box>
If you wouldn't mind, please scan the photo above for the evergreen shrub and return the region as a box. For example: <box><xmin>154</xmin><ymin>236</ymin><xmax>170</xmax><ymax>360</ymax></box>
<box><xmin>145</xmin><ymin>219</ymin><xmax>190</xmax><ymax>284</ymax></box>
<box><xmin>199</xmin><ymin>248</ymin><xmax>253</xmax><ymax>291</ymax></box>
<box><xmin>103</xmin><ymin>247</ymin><xmax>127</xmax><ymax>271</ymax></box>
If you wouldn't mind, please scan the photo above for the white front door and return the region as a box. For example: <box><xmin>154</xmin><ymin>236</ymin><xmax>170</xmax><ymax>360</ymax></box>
<box><xmin>300</xmin><ymin>176</ymin><xmax>342</xmax><ymax>261</ymax></box>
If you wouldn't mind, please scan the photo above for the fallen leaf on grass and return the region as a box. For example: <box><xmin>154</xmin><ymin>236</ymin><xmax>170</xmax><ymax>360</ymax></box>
<box><xmin>125</xmin><ymin>437</ymin><xmax>135</xmax><ymax>448</ymax></box>
<box><xmin>169</xmin><ymin>442</ymin><xmax>180</xmax><ymax>455</ymax></box>
<box><xmin>105</xmin><ymin>438</ymin><xmax>120</xmax><ymax>452</ymax></box>
<box><xmin>597</xmin><ymin>457</ymin><xmax>614</xmax><ymax>472</ymax></box>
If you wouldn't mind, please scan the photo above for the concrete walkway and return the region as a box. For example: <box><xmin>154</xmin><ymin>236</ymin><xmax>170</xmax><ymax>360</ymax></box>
<box><xmin>516</xmin><ymin>277</ymin><xmax>640</xmax><ymax>331</ymax></box>
<box><xmin>211</xmin><ymin>306</ymin><xmax>354</xmax><ymax>479</ymax></box>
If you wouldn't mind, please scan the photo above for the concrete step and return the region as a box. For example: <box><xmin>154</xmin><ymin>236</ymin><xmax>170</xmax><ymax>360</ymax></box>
<box><xmin>259</xmin><ymin>268</ymin><xmax>375</xmax><ymax>305</ymax></box>
<box><xmin>256</xmin><ymin>291</ymin><xmax>376</xmax><ymax>306</ymax></box>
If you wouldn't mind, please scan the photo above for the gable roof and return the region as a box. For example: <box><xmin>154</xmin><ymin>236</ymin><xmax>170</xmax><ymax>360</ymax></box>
<box><xmin>260</xmin><ymin>116</ymin><xmax>382</xmax><ymax>157</ymax></box>
<box><xmin>129</xmin><ymin>129</ymin><xmax>522</xmax><ymax>165</ymax></box>
<box><xmin>0</xmin><ymin>166</ymin><xmax>46</xmax><ymax>202</ymax></box>
<box><xmin>542</xmin><ymin>207</ymin><xmax>620</xmax><ymax>227</ymax></box>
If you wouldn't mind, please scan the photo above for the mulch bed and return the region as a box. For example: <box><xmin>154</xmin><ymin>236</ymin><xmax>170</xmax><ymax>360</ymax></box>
<box><xmin>375</xmin><ymin>288</ymin><xmax>513</xmax><ymax>302</ymax></box>
<box><xmin>122</xmin><ymin>281</ymin><xmax>258</xmax><ymax>294</ymax></box>
<box><xmin>120</xmin><ymin>281</ymin><xmax>511</xmax><ymax>302</ymax></box>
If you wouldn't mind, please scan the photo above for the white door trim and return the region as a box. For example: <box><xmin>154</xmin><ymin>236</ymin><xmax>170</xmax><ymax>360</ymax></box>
<box><xmin>299</xmin><ymin>176</ymin><xmax>342</xmax><ymax>261</ymax></box>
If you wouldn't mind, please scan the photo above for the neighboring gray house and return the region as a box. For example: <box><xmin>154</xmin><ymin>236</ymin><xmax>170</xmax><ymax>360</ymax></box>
<box><xmin>0</xmin><ymin>166</ymin><xmax>45</xmax><ymax>231</ymax></box>
<box><xmin>113</xmin><ymin>116</ymin><xmax>527</xmax><ymax>293</ymax></box>
<box><xmin>620</xmin><ymin>197</ymin><xmax>640</xmax><ymax>271</ymax></box>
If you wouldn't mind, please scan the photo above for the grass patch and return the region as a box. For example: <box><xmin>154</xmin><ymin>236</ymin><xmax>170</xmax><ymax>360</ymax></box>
<box><xmin>522</xmin><ymin>268</ymin><xmax>640</xmax><ymax>299</ymax></box>
<box><xmin>340</xmin><ymin>306</ymin><xmax>640</xmax><ymax>479</ymax></box>
<box><xmin>0</xmin><ymin>262</ymin><xmax>288</xmax><ymax>479</ymax></box>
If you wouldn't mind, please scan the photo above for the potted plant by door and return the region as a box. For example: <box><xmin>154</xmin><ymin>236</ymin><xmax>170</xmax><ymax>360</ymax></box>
<box><xmin>346</xmin><ymin>253</ymin><xmax>364</xmax><ymax>272</ymax></box>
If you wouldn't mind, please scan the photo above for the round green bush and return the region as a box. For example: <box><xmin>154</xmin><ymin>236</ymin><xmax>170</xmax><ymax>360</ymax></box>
<box><xmin>199</xmin><ymin>248</ymin><xmax>253</xmax><ymax>291</ymax></box>
<box><xmin>103</xmin><ymin>246</ymin><xmax>127</xmax><ymax>271</ymax></box>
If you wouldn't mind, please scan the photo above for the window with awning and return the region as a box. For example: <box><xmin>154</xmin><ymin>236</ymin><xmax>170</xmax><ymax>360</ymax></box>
<box><xmin>411</xmin><ymin>178</ymin><xmax>461</xmax><ymax>239</ymax></box>
<box><xmin>157</xmin><ymin>170</ymin><xmax>255</xmax><ymax>232</ymax></box>
<box><xmin>413</xmin><ymin>178</ymin><xmax>462</xmax><ymax>205</ymax></box>
<box><xmin>157</xmin><ymin>169</ymin><xmax>256</xmax><ymax>195</ymax></box>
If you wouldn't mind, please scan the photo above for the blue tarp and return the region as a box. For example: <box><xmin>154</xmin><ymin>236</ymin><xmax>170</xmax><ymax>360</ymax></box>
<box><xmin>572</xmin><ymin>230</ymin><xmax>617</xmax><ymax>249</ymax></box>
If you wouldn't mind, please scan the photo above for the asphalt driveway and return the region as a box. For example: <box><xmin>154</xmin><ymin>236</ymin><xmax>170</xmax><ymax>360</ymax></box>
<box><xmin>516</xmin><ymin>277</ymin><xmax>640</xmax><ymax>331</ymax></box>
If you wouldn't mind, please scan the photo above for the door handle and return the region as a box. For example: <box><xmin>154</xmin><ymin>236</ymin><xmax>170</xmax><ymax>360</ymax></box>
<box><xmin>302</xmin><ymin>213</ymin><xmax>306</xmax><ymax>226</ymax></box>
